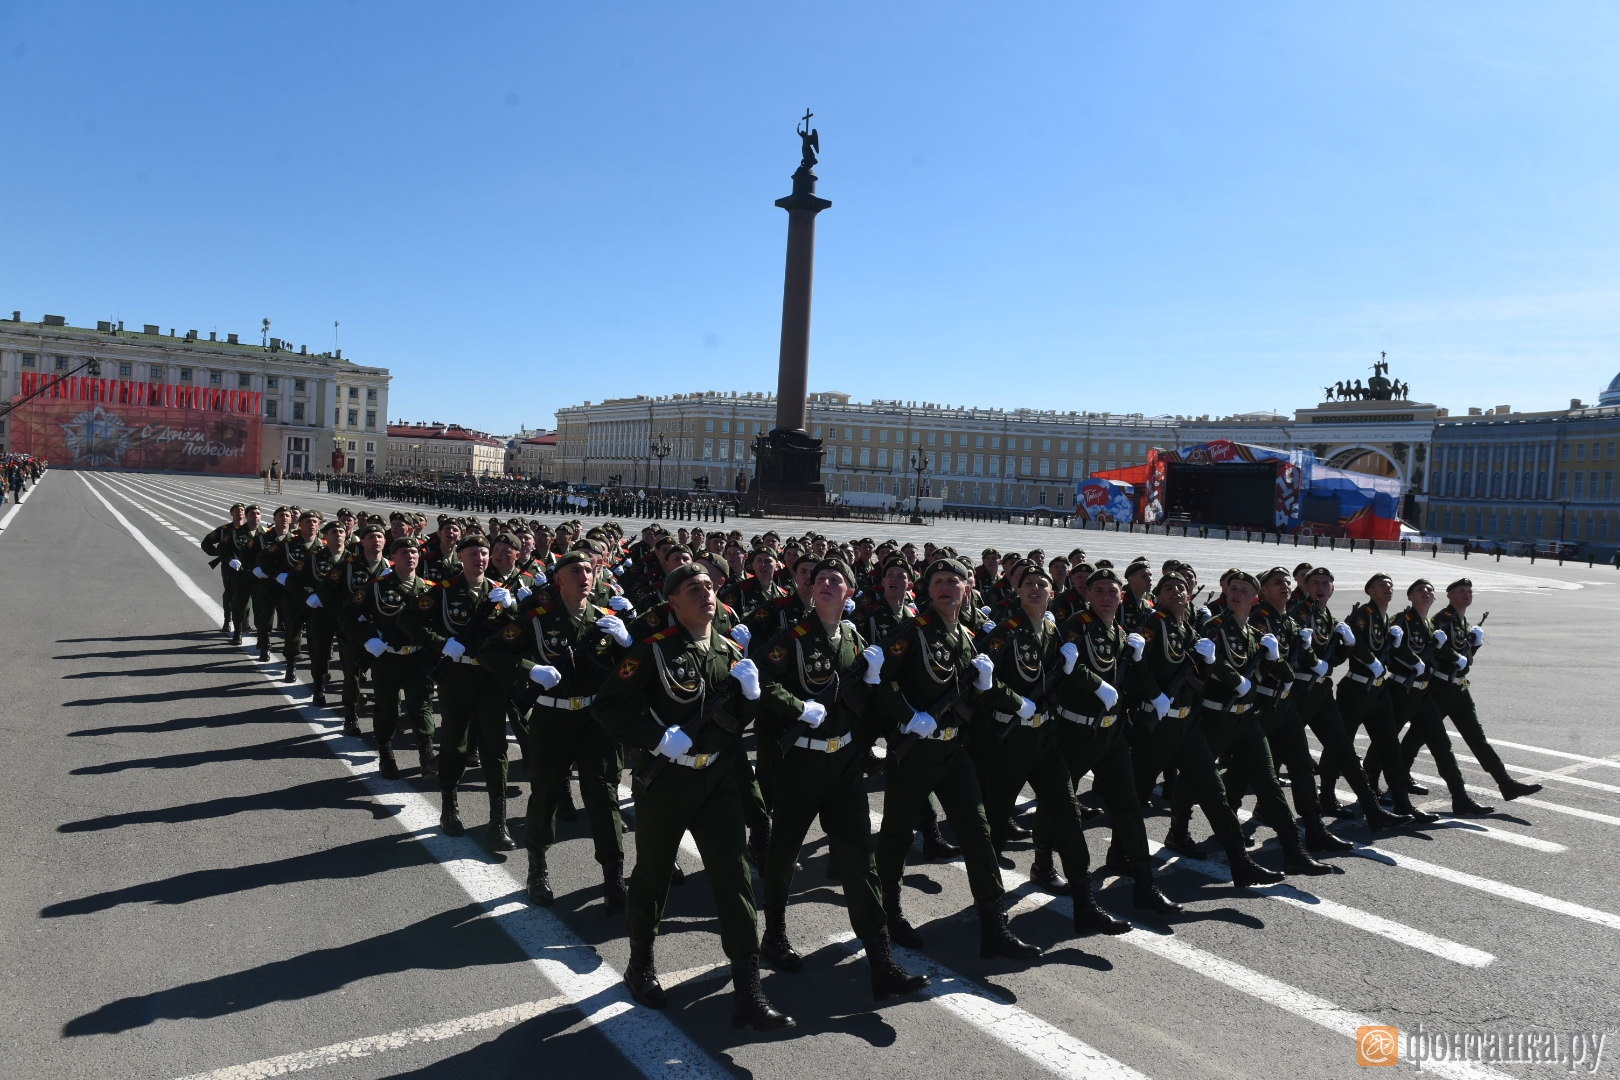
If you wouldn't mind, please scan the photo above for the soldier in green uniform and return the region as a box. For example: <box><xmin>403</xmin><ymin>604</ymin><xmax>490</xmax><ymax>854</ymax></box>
<box><xmin>754</xmin><ymin>557</ymin><xmax>930</xmax><ymax>1000</ymax></box>
<box><xmin>483</xmin><ymin>550</ymin><xmax>631</xmax><ymax>910</ymax></box>
<box><xmin>248</xmin><ymin>506</ymin><xmax>292</xmax><ymax>662</ymax></box>
<box><xmin>332</xmin><ymin>523</ymin><xmax>390</xmax><ymax>734</ymax></box>
<box><xmin>200</xmin><ymin>502</ymin><xmax>250</xmax><ymax>636</ymax></box>
<box><xmin>594</xmin><ymin>562</ymin><xmax>792</xmax><ymax>1032</ymax></box>
<box><xmin>268</xmin><ymin>510</ymin><xmax>320</xmax><ymax>683</ymax></box>
<box><xmin>1419</xmin><ymin>578</ymin><xmax>1541</xmax><ymax>803</ymax></box>
<box><xmin>349</xmin><ymin>536</ymin><xmax>438</xmax><ymax>780</ymax></box>
<box><xmin>871</xmin><ymin>557</ymin><xmax>1042</xmax><ymax>961</ymax></box>
<box><xmin>410</xmin><ymin>534</ymin><xmax>515</xmax><ymax>848</ymax></box>
<box><xmin>299</xmin><ymin>521</ymin><xmax>348</xmax><ymax>712</ymax></box>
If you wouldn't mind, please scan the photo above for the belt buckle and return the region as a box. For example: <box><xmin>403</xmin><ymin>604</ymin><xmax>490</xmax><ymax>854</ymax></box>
<box><xmin>570</xmin><ymin>696</ymin><xmax>586</xmax><ymax>711</ymax></box>
<box><xmin>693</xmin><ymin>753</ymin><xmax>710</xmax><ymax>769</ymax></box>
<box><xmin>940</xmin><ymin>727</ymin><xmax>957</xmax><ymax>741</ymax></box>
<box><xmin>1030</xmin><ymin>714</ymin><xmax>1045</xmax><ymax>728</ymax></box>
<box><xmin>1100</xmin><ymin>714</ymin><xmax>1116</xmax><ymax>728</ymax></box>
<box><xmin>825</xmin><ymin>736</ymin><xmax>842</xmax><ymax>753</ymax></box>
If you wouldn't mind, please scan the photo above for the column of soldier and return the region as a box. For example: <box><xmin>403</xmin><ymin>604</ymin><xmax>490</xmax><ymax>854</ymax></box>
<box><xmin>200</xmin><ymin>505</ymin><xmax>1542</xmax><ymax>1034</ymax></box>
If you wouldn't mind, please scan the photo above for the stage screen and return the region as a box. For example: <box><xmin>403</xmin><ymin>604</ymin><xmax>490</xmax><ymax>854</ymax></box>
<box><xmin>1163</xmin><ymin>462</ymin><xmax>1277</xmax><ymax>529</ymax></box>
<box><xmin>10</xmin><ymin>399</ymin><xmax>262</xmax><ymax>475</ymax></box>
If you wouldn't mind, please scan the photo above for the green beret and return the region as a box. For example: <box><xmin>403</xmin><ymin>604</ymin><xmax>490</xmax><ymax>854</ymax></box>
<box><xmin>1227</xmin><ymin>570</ymin><xmax>1262</xmax><ymax>593</ymax></box>
<box><xmin>455</xmin><ymin>533</ymin><xmax>490</xmax><ymax>552</ymax></box>
<box><xmin>1293</xmin><ymin>561</ymin><xmax>1313</xmax><ymax>575</ymax></box>
<box><xmin>1305</xmin><ymin>565</ymin><xmax>1334</xmax><ymax>581</ymax></box>
<box><xmin>662</xmin><ymin>560</ymin><xmax>713</xmax><ymax>598</ymax></box>
<box><xmin>356</xmin><ymin>522</ymin><xmax>386</xmax><ymax>539</ymax></box>
<box><xmin>1155</xmin><ymin>572</ymin><xmax>1191</xmax><ymax>595</ymax></box>
<box><xmin>229</xmin><ymin>501</ymin><xmax>245</xmax><ymax>511</ymax></box>
<box><xmin>810</xmin><ymin>557</ymin><xmax>856</xmax><ymax>588</ymax></box>
<box><xmin>298</xmin><ymin>509</ymin><xmax>320</xmax><ymax>522</ymax></box>
<box><xmin>792</xmin><ymin>551</ymin><xmax>821</xmax><ymax>572</ymax></box>
<box><xmin>491</xmin><ymin>532</ymin><xmax>521</xmax><ymax>550</ymax></box>
<box><xmin>1085</xmin><ymin>567</ymin><xmax>1123</xmax><ymax>588</ymax></box>
<box><xmin>319</xmin><ymin>521</ymin><xmax>343</xmax><ymax>536</ymax></box>
<box><xmin>1407</xmin><ymin>578</ymin><xmax>1434</xmax><ymax>596</ymax></box>
<box><xmin>1125</xmin><ymin>559</ymin><xmax>1152</xmax><ymax>579</ymax></box>
<box><xmin>1365</xmin><ymin>573</ymin><xmax>1394</xmax><ymax>594</ymax></box>
<box><xmin>880</xmin><ymin>555</ymin><xmax>915</xmax><ymax>580</ymax></box>
<box><xmin>1019</xmin><ymin>562</ymin><xmax>1053</xmax><ymax>585</ymax></box>
<box><xmin>1258</xmin><ymin>566</ymin><xmax>1292</xmax><ymax>586</ymax></box>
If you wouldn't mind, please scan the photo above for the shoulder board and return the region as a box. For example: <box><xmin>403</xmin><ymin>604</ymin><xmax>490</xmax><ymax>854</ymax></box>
<box><xmin>914</xmin><ymin>610</ymin><xmax>936</xmax><ymax>627</ymax></box>
<box><xmin>648</xmin><ymin>627</ymin><xmax>681</xmax><ymax>643</ymax></box>
<box><xmin>718</xmin><ymin>635</ymin><xmax>742</xmax><ymax>656</ymax></box>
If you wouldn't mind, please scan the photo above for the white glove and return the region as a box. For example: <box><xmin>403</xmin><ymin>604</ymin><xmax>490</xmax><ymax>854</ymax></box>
<box><xmin>1060</xmin><ymin>641</ymin><xmax>1080</xmax><ymax>674</ymax></box>
<box><xmin>1095</xmin><ymin>680</ymin><xmax>1119</xmax><ymax>710</ymax></box>
<box><xmin>1151</xmin><ymin>692</ymin><xmax>1172</xmax><ymax>720</ymax></box>
<box><xmin>1455</xmin><ymin>655</ymin><xmax>1470</xmax><ymax>672</ymax></box>
<box><xmin>1298</xmin><ymin>627</ymin><xmax>1313</xmax><ymax>647</ymax></box>
<box><xmin>1313</xmin><ymin>659</ymin><xmax>1329</xmax><ymax>676</ymax></box>
<box><xmin>1432</xmin><ymin>629</ymin><xmax>1448</xmax><ymax>648</ymax></box>
<box><xmin>971</xmin><ymin>653</ymin><xmax>994</xmax><ymax>691</ymax></box>
<box><xmin>861</xmin><ymin>645</ymin><xmax>885</xmax><ymax>683</ymax></box>
<box><xmin>441</xmin><ymin>637</ymin><xmax>466</xmax><ymax>660</ymax></box>
<box><xmin>903</xmin><ymin>711</ymin><xmax>938</xmax><ymax>738</ymax></box>
<box><xmin>252</xmin><ymin>566</ymin><xmax>268</xmax><ymax>579</ymax></box>
<box><xmin>305</xmin><ymin>594</ymin><xmax>322</xmax><ymax>609</ymax></box>
<box><xmin>1413</xmin><ymin>659</ymin><xmax>1426</xmax><ymax>677</ymax></box>
<box><xmin>488</xmin><ymin>586</ymin><xmax>514</xmax><ymax>609</ymax></box>
<box><xmin>1194</xmin><ymin>638</ymin><xmax>1216</xmax><ymax>663</ymax></box>
<box><xmin>609</xmin><ymin>595</ymin><xmax>633</xmax><ymax>613</ymax></box>
<box><xmin>1260</xmin><ymin>633</ymin><xmax>1280</xmax><ymax>660</ymax></box>
<box><xmin>1335</xmin><ymin>622</ymin><xmax>1355</xmax><ymax>646</ymax></box>
<box><xmin>612</xmin><ymin>564</ymin><xmax>625</xmax><ymax>577</ymax></box>
<box><xmin>730</xmin><ymin>624</ymin><xmax>752</xmax><ymax>648</ymax></box>
<box><xmin>227</xmin><ymin>558</ymin><xmax>242</xmax><ymax>571</ymax></box>
<box><xmin>1368</xmin><ymin>658</ymin><xmax>1385</xmax><ymax>679</ymax></box>
<box><xmin>1388</xmin><ymin>625</ymin><xmax>1405</xmax><ymax>647</ymax></box>
<box><xmin>364</xmin><ymin>637</ymin><xmax>387</xmax><ymax>658</ymax></box>
<box><xmin>799</xmin><ymin>700</ymin><xmax>827</xmax><ymax>729</ymax></box>
<box><xmin>1016</xmin><ymin>696</ymin><xmax>1037</xmax><ymax>720</ymax></box>
<box><xmin>731</xmin><ymin>658</ymin><xmax>761</xmax><ymax>700</ymax></box>
<box><xmin>980</xmin><ymin>606</ymin><xmax>993</xmax><ymax>618</ymax></box>
<box><xmin>1196</xmin><ymin>606</ymin><xmax>1212</xmax><ymax>622</ymax></box>
<box><xmin>275</xmin><ymin>572</ymin><xmax>288</xmax><ymax>586</ymax></box>
<box><xmin>844</xmin><ymin>598</ymin><xmax>856</xmax><ymax>614</ymax></box>
<box><xmin>596</xmin><ymin>615</ymin><xmax>633</xmax><ymax>647</ymax></box>
<box><xmin>533</xmin><ymin>572</ymin><xmax>548</xmax><ymax>587</ymax></box>
<box><xmin>1126</xmin><ymin>632</ymin><xmax>1146</xmax><ymax>661</ymax></box>
<box><xmin>1235</xmin><ymin>675</ymin><xmax>1252</xmax><ymax>697</ymax></box>
<box><xmin>656</xmin><ymin>725</ymin><xmax>693</xmax><ymax>759</ymax></box>
<box><xmin>1470</xmin><ymin>626</ymin><xmax>1485</xmax><ymax>647</ymax></box>
<box><xmin>982</xmin><ymin>620</ymin><xmax>997</xmax><ymax>635</ymax></box>
<box><xmin>516</xmin><ymin>586</ymin><xmax>532</xmax><ymax>601</ymax></box>
<box><xmin>529</xmin><ymin>664</ymin><xmax>562</xmax><ymax>689</ymax></box>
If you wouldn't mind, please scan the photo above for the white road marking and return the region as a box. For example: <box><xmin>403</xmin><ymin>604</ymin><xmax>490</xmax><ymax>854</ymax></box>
<box><xmin>1328</xmin><ymin>789</ymin><xmax>1566</xmax><ymax>853</ymax></box>
<box><xmin>107</xmin><ymin>473</ymin><xmax>223</xmax><ymax>530</ymax></box>
<box><xmin>0</xmin><ymin>469</ymin><xmax>44</xmax><ymax>535</ymax></box>
<box><xmin>82</xmin><ymin>474</ymin><xmax>730</xmax><ymax>1080</ymax></box>
<box><xmin>828</xmin><ymin>935</ymin><xmax>1154</xmax><ymax>1080</ymax></box>
<box><xmin>1447</xmin><ymin>730</ymin><xmax>1620</xmax><ymax>772</ymax></box>
<box><xmin>1408</xmin><ymin>769</ymin><xmax>1620</xmax><ymax>828</ymax></box>
<box><xmin>1348</xmin><ymin>732</ymin><xmax>1620</xmax><ymax>795</ymax></box>
<box><xmin>1347</xmin><ymin>845</ymin><xmax>1620</xmax><ymax>932</ymax></box>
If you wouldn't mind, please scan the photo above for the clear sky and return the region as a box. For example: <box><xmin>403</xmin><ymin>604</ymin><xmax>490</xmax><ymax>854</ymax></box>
<box><xmin>5</xmin><ymin>2</ymin><xmax>1618</xmax><ymax>434</ymax></box>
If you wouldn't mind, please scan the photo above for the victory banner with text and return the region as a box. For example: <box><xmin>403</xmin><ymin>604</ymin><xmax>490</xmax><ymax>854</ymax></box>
<box><xmin>11</xmin><ymin>398</ymin><xmax>262</xmax><ymax>475</ymax></box>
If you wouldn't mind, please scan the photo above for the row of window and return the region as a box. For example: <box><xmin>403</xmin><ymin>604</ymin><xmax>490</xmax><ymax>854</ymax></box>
<box><xmin>1439</xmin><ymin>469</ymin><xmax>1617</xmax><ymax>500</ymax></box>
<box><xmin>1431</xmin><ymin>505</ymin><xmax>1615</xmax><ymax>541</ymax></box>
<box><xmin>16</xmin><ymin>355</ymin><xmax>380</xmax><ymax>405</ymax></box>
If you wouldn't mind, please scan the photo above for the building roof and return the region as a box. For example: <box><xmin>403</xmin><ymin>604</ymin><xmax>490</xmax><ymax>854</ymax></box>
<box><xmin>1600</xmin><ymin>372</ymin><xmax>1620</xmax><ymax>408</ymax></box>
<box><xmin>521</xmin><ymin>434</ymin><xmax>557</xmax><ymax>446</ymax></box>
<box><xmin>387</xmin><ymin>422</ymin><xmax>503</xmax><ymax>447</ymax></box>
<box><xmin>2</xmin><ymin>311</ymin><xmax>385</xmax><ymax>374</ymax></box>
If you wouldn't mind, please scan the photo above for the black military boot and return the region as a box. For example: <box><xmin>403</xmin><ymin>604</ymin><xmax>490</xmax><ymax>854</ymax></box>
<box><xmin>1280</xmin><ymin>828</ymin><xmax>1340</xmax><ymax>876</ymax></box>
<box><xmin>1003</xmin><ymin>816</ymin><xmax>1033</xmax><ymax>842</ymax></box>
<box><xmin>602</xmin><ymin>859</ymin><xmax>627</xmax><ymax>913</ymax></box>
<box><xmin>1362</xmin><ymin>800</ymin><xmax>1413</xmax><ymax>831</ymax></box>
<box><xmin>919</xmin><ymin>819</ymin><xmax>961</xmax><ymax>861</ymax></box>
<box><xmin>730</xmin><ymin>955</ymin><xmax>795</xmax><ymax>1031</ymax></box>
<box><xmin>439</xmin><ymin>790</ymin><xmax>465</xmax><ymax>836</ymax></box>
<box><xmin>527</xmin><ymin>854</ymin><xmax>554</xmax><ymax>905</ymax></box>
<box><xmin>486</xmin><ymin>795</ymin><xmax>516</xmax><ymax>851</ymax></box>
<box><xmin>377</xmin><ymin>743</ymin><xmax>401</xmax><ymax>781</ymax></box>
<box><xmin>416</xmin><ymin>734</ymin><xmax>439</xmax><ymax>777</ymax></box>
<box><xmin>1131</xmin><ymin>859</ymin><xmax>1183</xmax><ymax>916</ymax></box>
<box><xmin>760</xmin><ymin>906</ymin><xmax>803</xmax><ymax>972</ymax></box>
<box><xmin>282</xmin><ymin>660</ymin><xmax>297</xmax><ymax>683</ymax></box>
<box><xmin>222</xmin><ymin>614</ymin><xmax>232</xmax><ymax>633</ymax></box>
<box><xmin>1499</xmin><ymin>777</ymin><xmax>1543</xmax><ymax>801</ymax></box>
<box><xmin>1162</xmin><ymin>820</ymin><xmax>1204</xmax><ymax>858</ymax></box>
<box><xmin>1451</xmin><ymin>794</ymin><xmax>1496</xmax><ymax>816</ymax></box>
<box><xmin>884</xmin><ymin>886</ymin><xmax>924</xmax><ymax>948</ymax></box>
<box><xmin>1225</xmin><ymin>844</ymin><xmax>1285</xmax><ymax>887</ymax></box>
<box><xmin>862</xmin><ymin>927</ymin><xmax>929</xmax><ymax>1002</ymax></box>
<box><xmin>1319</xmin><ymin>790</ymin><xmax>1357</xmax><ymax>819</ymax></box>
<box><xmin>625</xmin><ymin>939</ymin><xmax>666</xmax><ymax>1009</ymax></box>
<box><xmin>1302</xmin><ymin>814</ymin><xmax>1356</xmax><ymax>852</ymax></box>
<box><xmin>230</xmin><ymin>630</ymin><xmax>243</xmax><ymax>646</ymax></box>
<box><xmin>312</xmin><ymin>684</ymin><xmax>328</xmax><ymax>709</ymax></box>
<box><xmin>978</xmin><ymin>902</ymin><xmax>1043</xmax><ymax>960</ymax></box>
<box><xmin>1029</xmin><ymin>846</ymin><xmax>1071</xmax><ymax>895</ymax></box>
<box><xmin>258</xmin><ymin>645</ymin><xmax>272</xmax><ymax>663</ymax></box>
<box><xmin>1389</xmin><ymin>794</ymin><xmax>1439</xmax><ymax>824</ymax></box>
<box><xmin>341</xmin><ymin>704</ymin><xmax>362</xmax><ymax>738</ymax></box>
<box><xmin>1406</xmin><ymin>780</ymin><xmax>1430</xmax><ymax>796</ymax></box>
<box><xmin>1073</xmin><ymin>882</ymin><xmax>1131</xmax><ymax>935</ymax></box>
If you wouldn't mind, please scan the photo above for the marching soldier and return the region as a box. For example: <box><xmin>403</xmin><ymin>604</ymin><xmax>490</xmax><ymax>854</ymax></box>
<box><xmin>271</xmin><ymin>510</ymin><xmax>321</xmax><ymax>683</ymax></box>
<box><xmin>300</xmin><ymin>521</ymin><xmax>349</xmax><ymax>712</ymax></box>
<box><xmin>248</xmin><ymin>506</ymin><xmax>293</xmax><ymax>663</ymax></box>
<box><xmin>200</xmin><ymin>502</ymin><xmax>250</xmax><ymax>636</ymax></box>
<box><xmin>347</xmin><ymin>535</ymin><xmax>438</xmax><ymax>779</ymax></box>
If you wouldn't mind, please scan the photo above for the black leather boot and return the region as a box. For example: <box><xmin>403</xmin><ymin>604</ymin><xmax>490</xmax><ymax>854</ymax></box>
<box><xmin>1499</xmin><ymin>777</ymin><xmax>1542</xmax><ymax>801</ymax></box>
<box><xmin>377</xmin><ymin>744</ymin><xmax>400</xmax><ymax>780</ymax></box>
<box><xmin>1390</xmin><ymin>795</ymin><xmax>1439</xmax><ymax>824</ymax></box>
<box><xmin>602</xmin><ymin>859</ymin><xmax>627</xmax><ymax>913</ymax></box>
<box><xmin>1029</xmin><ymin>846</ymin><xmax>1071</xmax><ymax>895</ymax></box>
<box><xmin>1131</xmin><ymin>859</ymin><xmax>1183</xmax><ymax>916</ymax></box>
<box><xmin>1162</xmin><ymin>821</ymin><xmax>1204</xmax><ymax>857</ymax></box>
<box><xmin>1451</xmin><ymin>794</ymin><xmax>1496</xmax><ymax>816</ymax></box>
<box><xmin>282</xmin><ymin>660</ymin><xmax>297</xmax><ymax>683</ymax></box>
<box><xmin>979</xmin><ymin>902</ymin><xmax>1042</xmax><ymax>960</ymax></box>
<box><xmin>439</xmin><ymin>790</ymin><xmax>465</xmax><ymax>836</ymax></box>
<box><xmin>919</xmin><ymin>819</ymin><xmax>961</xmax><ymax>861</ymax></box>
<box><xmin>760</xmin><ymin>906</ymin><xmax>803</xmax><ymax>972</ymax></box>
<box><xmin>417</xmin><ymin>734</ymin><xmax>439</xmax><ymax>777</ymax></box>
<box><xmin>527</xmin><ymin>854</ymin><xmax>554</xmax><ymax>905</ymax></box>
<box><xmin>1225</xmin><ymin>844</ymin><xmax>1285</xmax><ymax>886</ymax></box>
<box><xmin>1281</xmin><ymin>828</ymin><xmax>1340</xmax><ymax>876</ymax></box>
<box><xmin>1302</xmin><ymin>814</ymin><xmax>1355</xmax><ymax>852</ymax></box>
<box><xmin>863</xmin><ymin>927</ymin><xmax>929</xmax><ymax>1001</ymax></box>
<box><xmin>1362</xmin><ymin>801</ymin><xmax>1413</xmax><ymax>831</ymax></box>
<box><xmin>486</xmin><ymin>794</ymin><xmax>516</xmax><ymax>851</ymax></box>
<box><xmin>884</xmin><ymin>886</ymin><xmax>924</xmax><ymax>948</ymax></box>
<box><xmin>730</xmin><ymin>955</ymin><xmax>794</xmax><ymax>1031</ymax></box>
<box><xmin>312</xmin><ymin>685</ymin><xmax>328</xmax><ymax>709</ymax></box>
<box><xmin>1073</xmin><ymin>882</ymin><xmax>1131</xmax><ymax>935</ymax></box>
<box><xmin>1002</xmin><ymin>816</ymin><xmax>1032</xmax><ymax>842</ymax></box>
<box><xmin>625</xmin><ymin>939</ymin><xmax>666</xmax><ymax>1009</ymax></box>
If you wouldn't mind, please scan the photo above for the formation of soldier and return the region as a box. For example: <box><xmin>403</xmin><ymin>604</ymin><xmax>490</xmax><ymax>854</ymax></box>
<box><xmin>2</xmin><ymin>452</ymin><xmax>44</xmax><ymax>504</ymax></box>
<box><xmin>198</xmin><ymin>504</ymin><xmax>1542</xmax><ymax>1031</ymax></box>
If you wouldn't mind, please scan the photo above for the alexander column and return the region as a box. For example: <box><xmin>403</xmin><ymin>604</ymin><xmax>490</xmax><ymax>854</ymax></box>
<box><xmin>752</xmin><ymin>109</ymin><xmax>831</xmax><ymax>509</ymax></box>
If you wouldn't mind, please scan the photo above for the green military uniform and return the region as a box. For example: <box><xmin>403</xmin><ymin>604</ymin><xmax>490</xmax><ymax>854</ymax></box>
<box><xmin>345</xmin><ymin>562</ymin><xmax>437</xmax><ymax>778</ymax></box>
<box><xmin>300</xmin><ymin>530</ymin><xmax>346</xmax><ymax>710</ymax></box>
<box><xmin>248</xmin><ymin>524</ymin><xmax>290</xmax><ymax>661</ymax></box>
<box><xmin>333</xmin><ymin>551</ymin><xmax>388</xmax><ymax>724</ymax></box>
<box><xmin>199</xmin><ymin>513</ymin><xmax>252</xmax><ymax>635</ymax></box>
<box><xmin>1422</xmin><ymin>599</ymin><xmax>1537</xmax><ymax>802</ymax></box>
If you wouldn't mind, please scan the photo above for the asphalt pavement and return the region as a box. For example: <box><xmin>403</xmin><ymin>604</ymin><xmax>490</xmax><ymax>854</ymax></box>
<box><xmin>4</xmin><ymin>469</ymin><xmax>1618</xmax><ymax>1080</ymax></box>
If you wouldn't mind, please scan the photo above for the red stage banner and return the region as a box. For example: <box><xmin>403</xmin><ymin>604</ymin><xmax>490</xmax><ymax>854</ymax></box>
<box><xmin>9</xmin><ymin>398</ymin><xmax>262</xmax><ymax>475</ymax></box>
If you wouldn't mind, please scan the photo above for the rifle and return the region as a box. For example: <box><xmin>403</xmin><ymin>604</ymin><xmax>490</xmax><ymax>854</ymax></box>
<box><xmin>634</xmin><ymin>680</ymin><xmax>741</xmax><ymax>788</ymax></box>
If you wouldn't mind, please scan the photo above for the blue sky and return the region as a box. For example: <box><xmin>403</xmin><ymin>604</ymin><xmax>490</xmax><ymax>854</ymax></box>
<box><xmin>5</xmin><ymin>2</ymin><xmax>1618</xmax><ymax>433</ymax></box>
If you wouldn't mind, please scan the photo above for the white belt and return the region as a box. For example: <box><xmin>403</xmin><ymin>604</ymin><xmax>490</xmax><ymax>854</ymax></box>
<box><xmin>1346</xmin><ymin>672</ymin><xmax>1385</xmax><ymax>686</ymax></box>
<box><xmin>903</xmin><ymin>724</ymin><xmax>960</xmax><ymax>742</ymax></box>
<box><xmin>1053</xmin><ymin>704</ymin><xmax>1117</xmax><ymax>728</ymax></box>
<box><xmin>1254</xmin><ymin>683</ymin><xmax>1292</xmax><ymax>700</ymax></box>
<box><xmin>385</xmin><ymin>644</ymin><xmax>418</xmax><ymax>655</ymax></box>
<box><xmin>672</xmin><ymin>749</ymin><xmax>720</xmax><ymax>769</ymax></box>
<box><xmin>792</xmin><ymin>733</ymin><xmax>856</xmax><ymax>753</ymax></box>
<box><xmin>1163</xmin><ymin>705</ymin><xmax>1192</xmax><ymax>719</ymax></box>
<box><xmin>445</xmin><ymin>654</ymin><xmax>480</xmax><ymax>665</ymax></box>
<box><xmin>1200</xmin><ymin>698</ymin><xmax>1252</xmax><ymax>714</ymax></box>
<box><xmin>994</xmin><ymin>710</ymin><xmax>1049</xmax><ymax>729</ymax></box>
<box><xmin>533</xmin><ymin>693</ymin><xmax>596</xmax><ymax>711</ymax></box>
<box><xmin>1390</xmin><ymin>673</ymin><xmax>1429</xmax><ymax>690</ymax></box>
<box><xmin>1431</xmin><ymin>670</ymin><xmax>1466</xmax><ymax>685</ymax></box>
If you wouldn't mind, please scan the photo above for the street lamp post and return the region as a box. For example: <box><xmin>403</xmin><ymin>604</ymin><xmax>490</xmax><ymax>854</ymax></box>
<box><xmin>1559</xmin><ymin>498</ymin><xmax>1572</xmax><ymax>545</ymax></box>
<box><xmin>651</xmin><ymin>432</ymin><xmax>672</xmax><ymax>496</ymax></box>
<box><xmin>909</xmin><ymin>450</ymin><xmax>929</xmax><ymax>525</ymax></box>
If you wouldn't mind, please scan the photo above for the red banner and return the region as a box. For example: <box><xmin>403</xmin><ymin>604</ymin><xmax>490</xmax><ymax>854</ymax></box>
<box><xmin>9</xmin><ymin>399</ymin><xmax>262</xmax><ymax>475</ymax></box>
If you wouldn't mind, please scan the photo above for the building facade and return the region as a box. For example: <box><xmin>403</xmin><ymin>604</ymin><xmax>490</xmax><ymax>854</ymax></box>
<box><xmin>386</xmin><ymin>422</ymin><xmax>506</xmax><ymax>476</ymax></box>
<box><xmin>505</xmin><ymin>430</ymin><xmax>556</xmax><ymax>481</ymax></box>
<box><xmin>0</xmin><ymin>310</ymin><xmax>390</xmax><ymax>474</ymax></box>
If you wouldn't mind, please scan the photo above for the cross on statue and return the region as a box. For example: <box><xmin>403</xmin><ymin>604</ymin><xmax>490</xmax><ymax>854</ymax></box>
<box><xmin>796</xmin><ymin>107</ymin><xmax>819</xmax><ymax>169</ymax></box>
